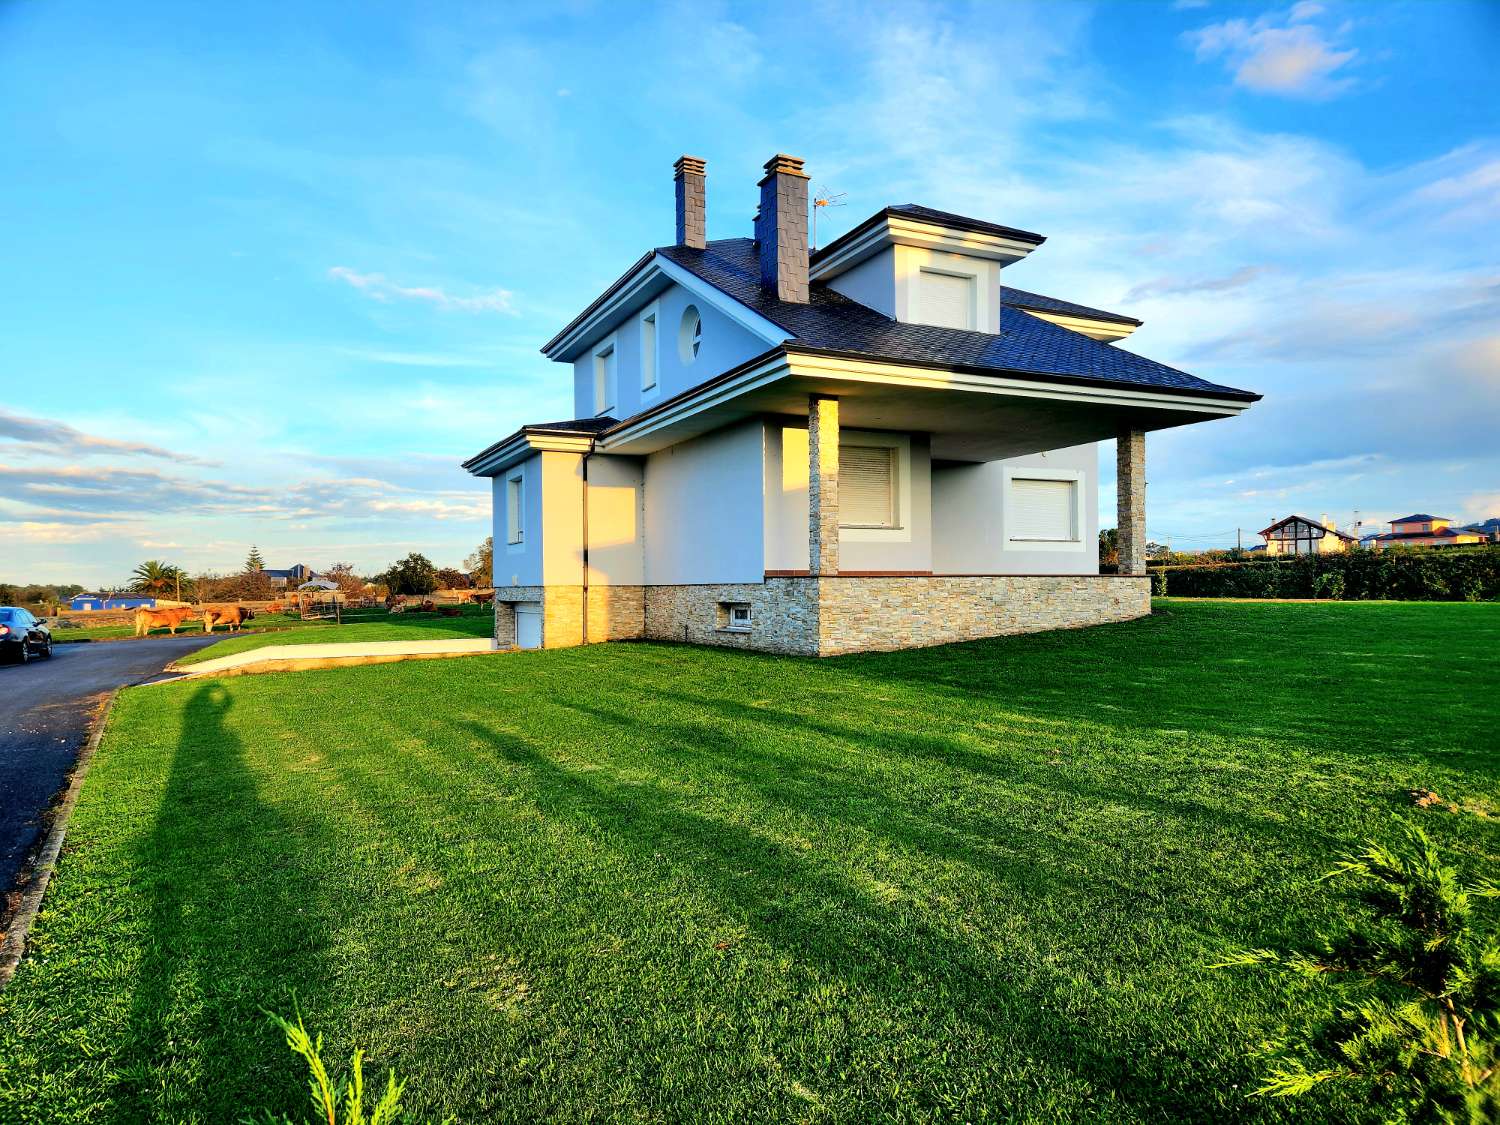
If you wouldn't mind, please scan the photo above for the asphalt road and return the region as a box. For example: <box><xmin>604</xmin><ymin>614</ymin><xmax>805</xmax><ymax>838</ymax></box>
<box><xmin>0</xmin><ymin>635</ymin><xmax>218</xmax><ymax>925</ymax></box>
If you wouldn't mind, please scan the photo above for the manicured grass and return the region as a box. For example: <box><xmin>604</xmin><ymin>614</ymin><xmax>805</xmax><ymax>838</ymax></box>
<box><xmin>172</xmin><ymin>604</ymin><xmax>494</xmax><ymax>665</ymax></box>
<box><xmin>1</xmin><ymin>601</ymin><xmax>1495</xmax><ymax>1123</ymax></box>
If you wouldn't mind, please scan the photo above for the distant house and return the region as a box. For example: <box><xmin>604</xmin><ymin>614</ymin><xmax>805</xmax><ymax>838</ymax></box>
<box><xmin>70</xmin><ymin>593</ymin><xmax>156</xmax><ymax>611</ymax></box>
<box><xmin>1373</xmin><ymin>514</ymin><xmax>1486</xmax><ymax>550</ymax></box>
<box><xmin>1258</xmin><ymin>515</ymin><xmax>1356</xmax><ymax>556</ymax></box>
<box><xmin>1461</xmin><ymin>517</ymin><xmax>1500</xmax><ymax>542</ymax></box>
<box><xmin>262</xmin><ymin>563</ymin><xmax>314</xmax><ymax>588</ymax></box>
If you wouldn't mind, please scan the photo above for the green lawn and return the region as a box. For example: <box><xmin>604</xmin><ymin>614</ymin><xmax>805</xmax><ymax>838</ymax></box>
<box><xmin>172</xmin><ymin>604</ymin><xmax>494</xmax><ymax>665</ymax></box>
<box><xmin>2</xmin><ymin>601</ymin><xmax>1495</xmax><ymax>1123</ymax></box>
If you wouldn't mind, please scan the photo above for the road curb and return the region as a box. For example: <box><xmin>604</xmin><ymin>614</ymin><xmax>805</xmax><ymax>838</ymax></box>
<box><xmin>0</xmin><ymin>688</ymin><xmax>119</xmax><ymax>990</ymax></box>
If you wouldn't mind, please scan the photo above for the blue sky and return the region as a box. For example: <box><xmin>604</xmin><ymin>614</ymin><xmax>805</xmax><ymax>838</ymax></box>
<box><xmin>2</xmin><ymin>0</ymin><xmax>1496</xmax><ymax>584</ymax></box>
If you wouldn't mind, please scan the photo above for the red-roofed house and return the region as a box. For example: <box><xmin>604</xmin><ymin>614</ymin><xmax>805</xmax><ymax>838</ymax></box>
<box><xmin>1374</xmin><ymin>515</ymin><xmax>1486</xmax><ymax>550</ymax></box>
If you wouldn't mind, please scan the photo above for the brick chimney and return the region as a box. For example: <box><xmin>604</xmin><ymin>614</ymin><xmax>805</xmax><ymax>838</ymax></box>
<box><xmin>756</xmin><ymin>154</ymin><xmax>809</xmax><ymax>303</ymax></box>
<box><xmin>674</xmin><ymin>156</ymin><xmax>706</xmax><ymax>249</ymax></box>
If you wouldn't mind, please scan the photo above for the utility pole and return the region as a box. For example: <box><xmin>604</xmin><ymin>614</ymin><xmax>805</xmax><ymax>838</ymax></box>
<box><xmin>1237</xmin><ymin>528</ymin><xmax>1242</xmax><ymax>551</ymax></box>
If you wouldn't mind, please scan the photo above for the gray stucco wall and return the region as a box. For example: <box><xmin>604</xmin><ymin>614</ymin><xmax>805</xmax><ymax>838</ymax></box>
<box><xmin>493</xmin><ymin>453</ymin><xmax>545</xmax><ymax>587</ymax></box>
<box><xmin>572</xmin><ymin>280</ymin><xmax>775</xmax><ymax>421</ymax></box>
<box><xmin>931</xmin><ymin>443</ymin><xmax>1099</xmax><ymax>574</ymax></box>
<box><xmin>643</xmin><ymin>418</ymin><xmax>766</xmax><ymax>585</ymax></box>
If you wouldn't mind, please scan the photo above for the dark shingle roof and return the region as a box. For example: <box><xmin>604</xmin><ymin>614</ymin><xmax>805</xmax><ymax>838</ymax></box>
<box><xmin>658</xmin><ymin>239</ymin><xmax>1256</xmax><ymax>401</ymax></box>
<box><xmin>525</xmin><ymin>417</ymin><xmax>618</xmax><ymax>434</ymax></box>
<box><xmin>1391</xmin><ymin>513</ymin><xmax>1445</xmax><ymax>523</ymax></box>
<box><xmin>1000</xmin><ymin>286</ymin><xmax>1141</xmax><ymax>327</ymax></box>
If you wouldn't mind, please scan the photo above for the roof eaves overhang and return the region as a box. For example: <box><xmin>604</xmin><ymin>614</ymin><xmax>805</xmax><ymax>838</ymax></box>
<box><xmin>595</xmin><ymin>344</ymin><xmax>1260</xmax><ymax>458</ymax></box>
<box><xmin>811</xmin><ymin>209</ymin><xmax>1045</xmax><ymax>283</ymax></box>
<box><xmin>541</xmin><ymin>252</ymin><xmax>790</xmax><ymax>363</ymax></box>
<box><xmin>462</xmin><ymin>429</ymin><xmax>598</xmax><ymax>477</ymax></box>
<box><xmin>782</xmin><ymin>345</ymin><xmax>1261</xmax><ymax>411</ymax></box>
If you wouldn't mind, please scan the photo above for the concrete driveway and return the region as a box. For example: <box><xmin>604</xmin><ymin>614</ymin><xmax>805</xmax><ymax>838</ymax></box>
<box><xmin>0</xmin><ymin>635</ymin><xmax>216</xmax><ymax>926</ymax></box>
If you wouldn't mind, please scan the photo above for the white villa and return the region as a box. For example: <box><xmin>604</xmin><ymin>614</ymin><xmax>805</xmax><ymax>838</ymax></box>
<box><xmin>464</xmin><ymin>154</ymin><xmax>1259</xmax><ymax>655</ymax></box>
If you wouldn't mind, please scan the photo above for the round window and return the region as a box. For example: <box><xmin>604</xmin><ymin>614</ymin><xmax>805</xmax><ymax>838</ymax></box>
<box><xmin>678</xmin><ymin>305</ymin><xmax>702</xmax><ymax>364</ymax></box>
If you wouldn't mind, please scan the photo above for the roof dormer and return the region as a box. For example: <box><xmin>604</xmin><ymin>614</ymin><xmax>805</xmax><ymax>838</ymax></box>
<box><xmin>811</xmin><ymin>205</ymin><xmax>1044</xmax><ymax>335</ymax></box>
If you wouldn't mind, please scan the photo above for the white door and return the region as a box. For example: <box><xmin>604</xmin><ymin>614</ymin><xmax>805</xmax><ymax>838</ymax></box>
<box><xmin>514</xmin><ymin>603</ymin><xmax>542</xmax><ymax>650</ymax></box>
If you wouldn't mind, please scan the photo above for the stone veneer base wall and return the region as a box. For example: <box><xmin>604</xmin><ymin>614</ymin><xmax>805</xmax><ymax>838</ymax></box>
<box><xmin>498</xmin><ymin>576</ymin><xmax>1149</xmax><ymax>656</ymax></box>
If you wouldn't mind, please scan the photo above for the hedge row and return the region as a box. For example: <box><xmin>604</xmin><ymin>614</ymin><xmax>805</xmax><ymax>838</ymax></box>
<box><xmin>1156</xmin><ymin>547</ymin><xmax>1500</xmax><ymax>601</ymax></box>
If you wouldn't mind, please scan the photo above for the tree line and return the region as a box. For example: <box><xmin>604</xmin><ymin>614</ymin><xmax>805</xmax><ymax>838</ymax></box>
<box><xmin>3</xmin><ymin>536</ymin><xmax>495</xmax><ymax>612</ymax></box>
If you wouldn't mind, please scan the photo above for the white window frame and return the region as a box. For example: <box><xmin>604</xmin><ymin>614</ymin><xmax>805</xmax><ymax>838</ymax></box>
<box><xmin>639</xmin><ymin>301</ymin><xmax>660</xmax><ymax>394</ymax></box>
<box><xmin>838</xmin><ymin>444</ymin><xmax>899</xmax><ymax>530</ymax></box>
<box><xmin>592</xmin><ymin>334</ymin><xmax>617</xmax><ymax>416</ymax></box>
<box><xmin>719</xmin><ymin>602</ymin><xmax>752</xmax><ymax>632</ymax></box>
<box><xmin>505</xmin><ymin>469</ymin><xmax>526</xmax><ymax>549</ymax></box>
<box><xmin>915</xmin><ymin>266</ymin><xmax>978</xmax><ymax>331</ymax></box>
<box><xmin>838</xmin><ymin>430</ymin><xmax>912</xmax><ymax>544</ymax></box>
<box><xmin>678</xmin><ymin>304</ymin><xmax>703</xmax><ymax>364</ymax></box>
<box><xmin>1003</xmin><ymin>466</ymin><xmax>1085</xmax><ymax>552</ymax></box>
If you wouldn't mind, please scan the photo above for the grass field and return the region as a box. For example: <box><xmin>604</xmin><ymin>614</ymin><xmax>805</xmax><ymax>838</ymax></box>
<box><xmin>50</xmin><ymin>609</ymin><xmax>313</xmax><ymax>644</ymax></box>
<box><xmin>172</xmin><ymin>604</ymin><xmax>494</xmax><ymax>665</ymax></box>
<box><xmin>1</xmin><ymin>601</ymin><xmax>1495</xmax><ymax>1123</ymax></box>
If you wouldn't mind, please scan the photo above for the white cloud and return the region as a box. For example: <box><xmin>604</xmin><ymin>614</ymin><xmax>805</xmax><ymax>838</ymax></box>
<box><xmin>0</xmin><ymin>409</ymin><xmax>217</xmax><ymax>465</ymax></box>
<box><xmin>1186</xmin><ymin>3</ymin><xmax>1358</xmax><ymax>98</ymax></box>
<box><xmin>328</xmin><ymin>266</ymin><xmax>518</xmax><ymax>314</ymax></box>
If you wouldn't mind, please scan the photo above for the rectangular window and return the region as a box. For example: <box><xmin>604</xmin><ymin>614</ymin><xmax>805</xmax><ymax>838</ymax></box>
<box><xmin>506</xmin><ymin>473</ymin><xmax>524</xmax><ymax>544</ymax></box>
<box><xmin>720</xmin><ymin>602</ymin><xmax>752</xmax><ymax>632</ymax></box>
<box><xmin>916</xmin><ymin>269</ymin><xmax>975</xmax><ymax>330</ymax></box>
<box><xmin>593</xmin><ymin>342</ymin><xmax>616</xmax><ymax>414</ymax></box>
<box><xmin>1009</xmin><ymin>477</ymin><xmax>1077</xmax><ymax>541</ymax></box>
<box><xmin>640</xmin><ymin>310</ymin><xmax>658</xmax><ymax>391</ymax></box>
<box><xmin>839</xmin><ymin>445</ymin><xmax>897</xmax><ymax>528</ymax></box>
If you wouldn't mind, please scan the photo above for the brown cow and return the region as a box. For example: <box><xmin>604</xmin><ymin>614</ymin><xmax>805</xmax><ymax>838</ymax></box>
<box><xmin>202</xmin><ymin>605</ymin><xmax>256</xmax><ymax>633</ymax></box>
<box><xmin>133</xmin><ymin>607</ymin><xmax>199</xmax><ymax>637</ymax></box>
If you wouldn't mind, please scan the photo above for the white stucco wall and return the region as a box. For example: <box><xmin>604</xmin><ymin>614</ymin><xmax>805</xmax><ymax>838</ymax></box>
<box><xmin>826</xmin><ymin>247</ymin><xmax>896</xmax><ymax>319</ymax></box>
<box><xmin>644</xmin><ymin>419</ymin><xmax>766</xmax><ymax>585</ymax></box>
<box><xmin>764</xmin><ymin>423</ymin><xmax>933</xmax><ymax>573</ymax></box>
<box><xmin>572</xmin><ymin>281</ymin><xmax>775</xmax><ymax>422</ymax></box>
<box><xmin>931</xmin><ymin>443</ymin><xmax>1099</xmax><ymax>575</ymax></box>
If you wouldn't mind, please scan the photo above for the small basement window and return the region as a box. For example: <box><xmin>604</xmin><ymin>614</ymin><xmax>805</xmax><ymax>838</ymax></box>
<box><xmin>718</xmin><ymin>602</ymin><xmax>752</xmax><ymax>632</ymax></box>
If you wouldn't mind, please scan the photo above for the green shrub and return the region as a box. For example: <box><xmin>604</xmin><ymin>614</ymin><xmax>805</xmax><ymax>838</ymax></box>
<box><xmin>1157</xmin><ymin>547</ymin><xmax>1500</xmax><ymax>600</ymax></box>
<box><xmin>1311</xmin><ymin>571</ymin><xmax>1346</xmax><ymax>600</ymax></box>
<box><xmin>250</xmin><ymin>1011</ymin><xmax>450</xmax><ymax>1125</ymax></box>
<box><xmin>1215</xmin><ymin>824</ymin><xmax>1499</xmax><ymax>1122</ymax></box>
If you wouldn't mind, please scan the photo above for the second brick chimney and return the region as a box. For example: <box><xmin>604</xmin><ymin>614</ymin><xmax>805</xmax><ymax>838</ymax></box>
<box><xmin>755</xmin><ymin>154</ymin><xmax>809</xmax><ymax>303</ymax></box>
<box><xmin>674</xmin><ymin>155</ymin><xmax>706</xmax><ymax>249</ymax></box>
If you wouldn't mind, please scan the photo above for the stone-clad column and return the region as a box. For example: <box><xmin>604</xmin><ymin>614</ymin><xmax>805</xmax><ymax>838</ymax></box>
<box><xmin>1117</xmin><ymin>428</ymin><xmax>1146</xmax><ymax>576</ymax></box>
<box><xmin>808</xmin><ymin>394</ymin><xmax>839</xmax><ymax>575</ymax></box>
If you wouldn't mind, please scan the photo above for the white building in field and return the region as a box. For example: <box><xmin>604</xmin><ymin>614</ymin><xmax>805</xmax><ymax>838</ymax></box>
<box><xmin>464</xmin><ymin>154</ymin><xmax>1259</xmax><ymax>655</ymax></box>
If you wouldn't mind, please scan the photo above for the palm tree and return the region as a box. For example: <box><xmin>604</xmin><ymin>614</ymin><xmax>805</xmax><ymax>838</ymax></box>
<box><xmin>131</xmin><ymin>560</ymin><xmax>187</xmax><ymax>598</ymax></box>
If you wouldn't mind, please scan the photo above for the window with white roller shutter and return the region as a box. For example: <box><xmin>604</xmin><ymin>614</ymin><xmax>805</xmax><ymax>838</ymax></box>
<box><xmin>1009</xmin><ymin>477</ymin><xmax>1077</xmax><ymax>541</ymax></box>
<box><xmin>915</xmin><ymin>269</ymin><xmax>975</xmax><ymax>330</ymax></box>
<box><xmin>839</xmin><ymin>445</ymin><xmax>898</xmax><ymax>529</ymax></box>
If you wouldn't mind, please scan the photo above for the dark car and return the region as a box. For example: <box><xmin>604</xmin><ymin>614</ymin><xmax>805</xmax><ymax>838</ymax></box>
<box><xmin>0</xmin><ymin>607</ymin><xmax>53</xmax><ymax>663</ymax></box>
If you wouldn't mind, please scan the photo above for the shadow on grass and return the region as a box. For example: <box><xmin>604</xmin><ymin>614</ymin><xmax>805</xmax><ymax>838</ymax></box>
<box><xmin>116</xmin><ymin>682</ymin><xmax>331</xmax><ymax>1123</ymax></box>
<box><xmin>429</xmin><ymin>717</ymin><xmax>1273</xmax><ymax>1122</ymax></box>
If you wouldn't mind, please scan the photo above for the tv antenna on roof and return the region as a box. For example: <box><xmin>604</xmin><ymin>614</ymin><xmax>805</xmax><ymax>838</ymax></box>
<box><xmin>811</xmin><ymin>185</ymin><xmax>847</xmax><ymax>251</ymax></box>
